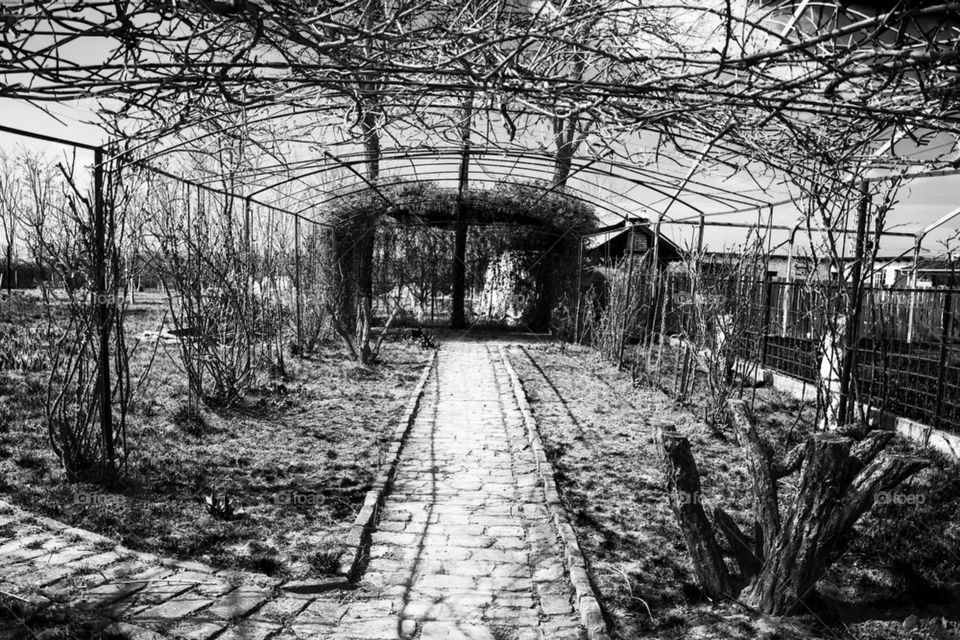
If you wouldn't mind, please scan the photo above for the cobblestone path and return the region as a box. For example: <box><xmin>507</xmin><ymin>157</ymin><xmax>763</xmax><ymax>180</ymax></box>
<box><xmin>344</xmin><ymin>341</ymin><xmax>583</xmax><ymax>640</ymax></box>
<box><xmin>0</xmin><ymin>339</ymin><xmax>586</xmax><ymax>640</ymax></box>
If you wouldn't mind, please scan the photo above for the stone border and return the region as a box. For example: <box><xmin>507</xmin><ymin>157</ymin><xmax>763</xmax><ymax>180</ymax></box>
<box><xmin>337</xmin><ymin>350</ymin><xmax>437</xmax><ymax>581</ymax></box>
<box><xmin>498</xmin><ymin>345</ymin><xmax>611</xmax><ymax>640</ymax></box>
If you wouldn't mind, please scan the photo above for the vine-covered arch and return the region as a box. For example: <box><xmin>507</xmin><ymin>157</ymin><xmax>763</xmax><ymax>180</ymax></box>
<box><xmin>321</xmin><ymin>178</ymin><xmax>596</xmax><ymax>352</ymax></box>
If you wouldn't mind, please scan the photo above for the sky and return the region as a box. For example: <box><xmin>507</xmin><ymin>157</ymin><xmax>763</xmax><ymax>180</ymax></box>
<box><xmin>0</xmin><ymin>99</ymin><xmax>103</xmax><ymax>158</ymax></box>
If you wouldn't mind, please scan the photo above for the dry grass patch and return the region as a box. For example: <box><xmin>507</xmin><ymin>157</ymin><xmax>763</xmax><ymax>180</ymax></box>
<box><xmin>0</xmin><ymin>293</ymin><xmax>430</xmax><ymax>580</ymax></box>
<box><xmin>511</xmin><ymin>343</ymin><xmax>960</xmax><ymax>640</ymax></box>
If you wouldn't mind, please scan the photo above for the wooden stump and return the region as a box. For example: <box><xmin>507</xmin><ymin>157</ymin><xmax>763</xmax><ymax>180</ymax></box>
<box><xmin>741</xmin><ymin>433</ymin><xmax>852</xmax><ymax>613</ymax></box>
<box><xmin>661</xmin><ymin>432</ymin><xmax>731</xmax><ymax>599</ymax></box>
<box><xmin>664</xmin><ymin>403</ymin><xmax>929</xmax><ymax>616</ymax></box>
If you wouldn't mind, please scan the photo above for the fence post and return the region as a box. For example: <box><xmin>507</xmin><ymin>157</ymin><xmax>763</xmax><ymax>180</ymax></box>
<box><xmin>574</xmin><ymin>235</ymin><xmax>584</xmax><ymax>343</ymax></box>
<box><xmin>244</xmin><ymin>196</ymin><xmax>253</xmax><ymax>374</ymax></box>
<box><xmin>837</xmin><ymin>181</ymin><xmax>870</xmax><ymax>427</ymax></box>
<box><xmin>618</xmin><ymin>223</ymin><xmax>636</xmax><ymax>369</ymax></box>
<box><xmin>294</xmin><ymin>213</ymin><xmax>303</xmax><ymax>351</ymax></box>
<box><xmin>907</xmin><ymin>241</ymin><xmax>920</xmax><ymax>343</ymax></box>
<box><xmin>645</xmin><ymin>219</ymin><xmax>663</xmax><ymax>368</ymax></box>
<box><xmin>93</xmin><ymin>147</ymin><xmax>114</xmax><ymax>471</ymax></box>
<box><xmin>934</xmin><ymin>260</ymin><xmax>955</xmax><ymax>429</ymax></box>
<box><xmin>193</xmin><ymin>185</ymin><xmax>204</xmax><ymax>397</ymax></box>
<box><xmin>760</xmin><ymin>276</ymin><xmax>773</xmax><ymax>368</ymax></box>
<box><xmin>781</xmin><ymin>226</ymin><xmax>798</xmax><ymax>337</ymax></box>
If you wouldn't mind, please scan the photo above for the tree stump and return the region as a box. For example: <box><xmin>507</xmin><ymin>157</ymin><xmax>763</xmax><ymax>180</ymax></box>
<box><xmin>661</xmin><ymin>432</ymin><xmax>731</xmax><ymax>599</ymax></box>
<box><xmin>740</xmin><ymin>433</ymin><xmax>851</xmax><ymax>613</ymax></box>
<box><xmin>660</xmin><ymin>400</ymin><xmax>929</xmax><ymax>615</ymax></box>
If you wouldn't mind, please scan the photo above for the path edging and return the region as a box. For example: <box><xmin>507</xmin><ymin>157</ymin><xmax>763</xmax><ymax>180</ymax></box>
<box><xmin>338</xmin><ymin>349</ymin><xmax>437</xmax><ymax>580</ymax></box>
<box><xmin>498</xmin><ymin>345</ymin><xmax>612</xmax><ymax>640</ymax></box>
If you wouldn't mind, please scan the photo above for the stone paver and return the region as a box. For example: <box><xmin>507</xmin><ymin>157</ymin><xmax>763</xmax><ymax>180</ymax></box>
<box><xmin>0</xmin><ymin>338</ymin><xmax>586</xmax><ymax>640</ymax></box>
<box><xmin>308</xmin><ymin>341</ymin><xmax>584</xmax><ymax>639</ymax></box>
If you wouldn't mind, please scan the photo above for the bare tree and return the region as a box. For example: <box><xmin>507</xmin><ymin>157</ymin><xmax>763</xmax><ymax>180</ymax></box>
<box><xmin>0</xmin><ymin>149</ymin><xmax>24</xmax><ymax>296</ymax></box>
<box><xmin>34</xmin><ymin>151</ymin><xmax>144</xmax><ymax>481</ymax></box>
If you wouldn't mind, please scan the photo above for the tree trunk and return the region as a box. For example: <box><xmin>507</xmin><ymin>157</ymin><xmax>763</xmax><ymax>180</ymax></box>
<box><xmin>850</xmin><ymin>430</ymin><xmax>894</xmax><ymax>471</ymax></box>
<box><xmin>728</xmin><ymin>399</ymin><xmax>780</xmax><ymax>558</ymax></box>
<box><xmin>772</xmin><ymin>442</ymin><xmax>805</xmax><ymax>479</ymax></box>
<box><xmin>661</xmin><ymin>432</ymin><xmax>731</xmax><ymax>599</ymax></box>
<box><xmin>451</xmin><ymin>221</ymin><xmax>467</xmax><ymax>329</ymax></box>
<box><xmin>451</xmin><ymin>93</ymin><xmax>472</xmax><ymax>331</ymax></box>
<box><xmin>829</xmin><ymin>452</ymin><xmax>928</xmax><ymax>548</ymax></box>
<box><xmin>355</xmin><ymin>218</ymin><xmax>375</xmax><ymax>364</ymax></box>
<box><xmin>5</xmin><ymin>243</ymin><xmax>11</xmax><ymax>297</ymax></box>
<box><xmin>741</xmin><ymin>433</ymin><xmax>852</xmax><ymax>614</ymax></box>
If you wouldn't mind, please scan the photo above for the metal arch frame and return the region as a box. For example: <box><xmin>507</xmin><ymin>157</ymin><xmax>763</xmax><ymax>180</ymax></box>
<box><xmin>2</xmin><ymin>116</ymin><xmax>956</xmax><ymax>245</ymax></box>
<box><xmin>86</xmin><ymin>93</ymin><xmax>800</xmax><ymax>219</ymax></box>
<box><xmin>155</xmin><ymin>144</ymin><xmax>779</xmax><ymax>227</ymax></box>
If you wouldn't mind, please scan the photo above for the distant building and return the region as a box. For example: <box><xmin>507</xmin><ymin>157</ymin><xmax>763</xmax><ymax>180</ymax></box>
<box><xmin>583</xmin><ymin>220</ymin><xmax>682</xmax><ymax>266</ymax></box>
<box><xmin>675</xmin><ymin>252</ymin><xmax>920</xmax><ymax>287</ymax></box>
<box><xmin>887</xmin><ymin>257</ymin><xmax>959</xmax><ymax>288</ymax></box>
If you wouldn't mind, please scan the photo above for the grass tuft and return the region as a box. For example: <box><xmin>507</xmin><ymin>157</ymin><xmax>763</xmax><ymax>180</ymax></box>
<box><xmin>170</xmin><ymin>402</ymin><xmax>210</xmax><ymax>437</ymax></box>
<box><xmin>0</xmin><ymin>595</ymin><xmax>129</xmax><ymax>640</ymax></box>
<box><xmin>308</xmin><ymin>547</ymin><xmax>343</xmax><ymax>575</ymax></box>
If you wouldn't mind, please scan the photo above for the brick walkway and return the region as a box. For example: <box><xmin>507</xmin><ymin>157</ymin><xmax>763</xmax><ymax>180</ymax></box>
<box><xmin>0</xmin><ymin>339</ymin><xmax>585</xmax><ymax>640</ymax></box>
<box><xmin>345</xmin><ymin>341</ymin><xmax>583</xmax><ymax>640</ymax></box>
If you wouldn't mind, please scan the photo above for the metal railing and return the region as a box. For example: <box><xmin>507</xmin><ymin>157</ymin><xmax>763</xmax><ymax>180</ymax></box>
<box><xmin>580</xmin><ymin>270</ymin><xmax>960</xmax><ymax>433</ymax></box>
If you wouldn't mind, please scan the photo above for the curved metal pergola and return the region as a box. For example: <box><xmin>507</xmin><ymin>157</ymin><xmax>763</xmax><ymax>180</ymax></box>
<box><xmin>0</xmin><ymin>0</ymin><xmax>958</xmax><ymax>250</ymax></box>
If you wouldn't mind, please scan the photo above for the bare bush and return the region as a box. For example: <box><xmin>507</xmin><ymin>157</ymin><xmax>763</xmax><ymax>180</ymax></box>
<box><xmin>153</xmin><ymin>180</ymin><xmax>258</xmax><ymax>407</ymax></box>
<box><xmin>35</xmin><ymin>153</ymin><xmax>146</xmax><ymax>482</ymax></box>
<box><xmin>671</xmin><ymin>233</ymin><xmax>768</xmax><ymax>432</ymax></box>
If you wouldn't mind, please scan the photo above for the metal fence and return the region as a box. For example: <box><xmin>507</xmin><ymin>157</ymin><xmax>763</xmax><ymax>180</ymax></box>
<box><xmin>586</xmin><ymin>270</ymin><xmax>960</xmax><ymax>434</ymax></box>
<box><xmin>760</xmin><ymin>281</ymin><xmax>959</xmax><ymax>432</ymax></box>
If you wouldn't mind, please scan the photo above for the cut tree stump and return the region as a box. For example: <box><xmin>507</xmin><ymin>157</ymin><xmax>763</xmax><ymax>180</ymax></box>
<box><xmin>740</xmin><ymin>433</ymin><xmax>852</xmax><ymax>613</ymax></box>
<box><xmin>661</xmin><ymin>432</ymin><xmax>731</xmax><ymax>599</ymax></box>
<box><xmin>660</xmin><ymin>400</ymin><xmax>930</xmax><ymax>615</ymax></box>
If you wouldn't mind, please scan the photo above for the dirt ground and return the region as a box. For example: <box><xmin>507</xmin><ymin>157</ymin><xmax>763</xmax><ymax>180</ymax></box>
<box><xmin>0</xmin><ymin>292</ymin><xmax>430</xmax><ymax>580</ymax></box>
<box><xmin>510</xmin><ymin>341</ymin><xmax>960</xmax><ymax>640</ymax></box>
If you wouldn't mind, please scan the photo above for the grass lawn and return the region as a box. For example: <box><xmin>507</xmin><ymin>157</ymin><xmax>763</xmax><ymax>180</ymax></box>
<box><xmin>0</xmin><ymin>291</ymin><xmax>431</xmax><ymax>581</ymax></box>
<box><xmin>511</xmin><ymin>342</ymin><xmax>960</xmax><ymax>640</ymax></box>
